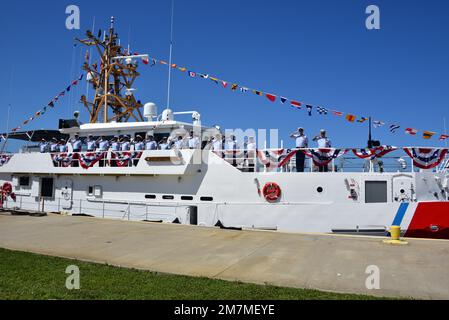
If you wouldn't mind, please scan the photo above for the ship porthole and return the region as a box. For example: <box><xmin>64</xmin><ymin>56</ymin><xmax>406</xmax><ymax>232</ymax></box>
<box><xmin>317</xmin><ymin>187</ymin><xmax>324</xmax><ymax>193</ymax></box>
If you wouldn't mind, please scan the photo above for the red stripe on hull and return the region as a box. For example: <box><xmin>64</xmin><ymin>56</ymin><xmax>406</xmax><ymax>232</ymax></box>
<box><xmin>405</xmin><ymin>202</ymin><xmax>449</xmax><ymax>239</ymax></box>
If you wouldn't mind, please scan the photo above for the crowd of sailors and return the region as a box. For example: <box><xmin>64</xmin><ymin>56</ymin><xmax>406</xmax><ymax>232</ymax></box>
<box><xmin>38</xmin><ymin>127</ymin><xmax>331</xmax><ymax>172</ymax></box>
<box><xmin>38</xmin><ymin>132</ymin><xmax>257</xmax><ymax>154</ymax></box>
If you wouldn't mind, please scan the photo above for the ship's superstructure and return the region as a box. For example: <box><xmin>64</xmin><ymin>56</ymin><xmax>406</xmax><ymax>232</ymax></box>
<box><xmin>1</xmin><ymin>19</ymin><xmax>449</xmax><ymax>240</ymax></box>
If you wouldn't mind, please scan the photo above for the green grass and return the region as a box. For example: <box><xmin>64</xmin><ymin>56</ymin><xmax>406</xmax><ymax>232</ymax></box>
<box><xmin>0</xmin><ymin>248</ymin><xmax>384</xmax><ymax>300</ymax></box>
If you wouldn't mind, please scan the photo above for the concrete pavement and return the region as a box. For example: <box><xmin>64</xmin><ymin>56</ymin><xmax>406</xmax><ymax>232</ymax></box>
<box><xmin>0</xmin><ymin>212</ymin><xmax>448</xmax><ymax>299</ymax></box>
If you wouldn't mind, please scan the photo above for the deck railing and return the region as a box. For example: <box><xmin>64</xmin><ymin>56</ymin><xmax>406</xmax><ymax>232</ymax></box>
<box><xmin>2</xmin><ymin>147</ymin><xmax>448</xmax><ymax>173</ymax></box>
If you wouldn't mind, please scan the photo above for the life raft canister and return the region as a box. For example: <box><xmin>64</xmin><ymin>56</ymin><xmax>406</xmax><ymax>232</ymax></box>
<box><xmin>262</xmin><ymin>182</ymin><xmax>281</xmax><ymax>203</ymax></box>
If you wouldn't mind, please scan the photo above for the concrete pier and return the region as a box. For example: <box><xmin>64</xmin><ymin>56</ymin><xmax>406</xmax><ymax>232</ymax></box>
<box><xmin>0</xmin><ymin>212</ymin><xmax>448</xmax><ymax>299</ymax></box>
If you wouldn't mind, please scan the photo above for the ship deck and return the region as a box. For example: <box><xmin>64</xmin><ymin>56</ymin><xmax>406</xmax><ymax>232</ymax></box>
<box><xmin>0</xmin><ymin>212</ymin><xmax>448</xmax><ymax>299</ymax></box>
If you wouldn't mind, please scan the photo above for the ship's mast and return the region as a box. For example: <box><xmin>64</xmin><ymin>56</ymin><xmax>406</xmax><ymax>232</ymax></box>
<box><xmin>77</xmin><ymin>17</ymin><xmax>145</xmax><ymax>123</ymax></box>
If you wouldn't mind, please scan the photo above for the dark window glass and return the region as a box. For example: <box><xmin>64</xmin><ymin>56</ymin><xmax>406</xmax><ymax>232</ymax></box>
<box><xmin>19</xmin><ymin>176</ymin><xmax>30</xmax><ymax>187</ymax></box>
<box><xmin>365</xmin><ymin>181</ymin><xmax>388</xmax><ymax>203</ymax></box>
<box><xmin>40</xmin><ymin>178</ymin><xmax>54</xmax><ymax>198</ymax></box>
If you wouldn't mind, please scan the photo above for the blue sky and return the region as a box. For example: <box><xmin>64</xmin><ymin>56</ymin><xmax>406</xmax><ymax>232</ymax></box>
<box><xmin>1</xmin><ymin>0</ymin><xmax>448</xmax><ymax>150</ymax></box>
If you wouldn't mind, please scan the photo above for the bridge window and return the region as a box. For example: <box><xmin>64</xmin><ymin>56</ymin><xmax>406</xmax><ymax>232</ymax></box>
<box><xmin>19</xmin><ymin>176</ymin><xmax>30</xmax><ymax>187</ymax></box>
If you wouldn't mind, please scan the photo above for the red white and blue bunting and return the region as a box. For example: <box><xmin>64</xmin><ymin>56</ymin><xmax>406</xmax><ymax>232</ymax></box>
<box><xmin>79</xmin><ymin>152</ymin><xmax>106</xmax><ymax>169</ymax></box>
<box><xmin>111</xmin><ymin>152</ymin><xmax>143</xmax><ymax>167</ymax></box>
<box><xmin>403</xmin><ymin>148</ymin><xmax>448</xmax><ymax>170</ymax></box>
<box><xmin>51</xmin><ymin>153</ymin><xmax>75</xmax><ymax>167</ymax></box>
<box><xmin>257</xmin><ymin>149</ymin><xmax>285</xmax><ymax>168</ymax></box>
<box><xmin>352</xmin><ymin>146</ymin><xmax>397</xmax><ymax>160</ymax></box>
<box><xmin>302</xmin><ymin>149</ymin><xmax>348</xmax><ymax>166</ymax></box>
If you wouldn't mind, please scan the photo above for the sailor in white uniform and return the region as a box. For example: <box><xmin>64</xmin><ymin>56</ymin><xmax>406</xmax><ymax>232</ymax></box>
<box><xmin>212</xmin><ymin>135</ymin><xmax>222</xmax><ymax>152</ymax></box>
<box><xmin>98</xmin><ymin>136</ymin><xmax>110</xmax><ymax>151</ymax></box>
<box><xmin>70</xmin><ymin>134</ymin><xmax>83</xmax><ymax>152</ymax></box>
<box><xmin>225</xmin><ymin>135</ymin><xmax>239</xmax><ymax>151</ymax></box>
<box><xmin>145</xmin><ymin>135</ymin><xmax>158</xmax><ymax>150</ymax></box>
<box><xmin>134</xmin><ymin>135</ymin><xmax>145</xmax><ymax>151</ymax></box>
<box><xmin>313</xmin><ymin>129</ymin><xmax>331</xmax><ymax>148</ymax></box>
<box><xmin>98</xmin><ymin>136</ymin><xmax>109</xmax><ymax>167</ymax></box>
<box><xmin>290</xmin><ymin>127</ymin><xmax>308</xmax><ymax>172</ymax></box>
<box><xmin>121</xmin><ymin>136</ymin><xmax>131</xmax><ymax>151</ymax></box>
<box><xmin>158</xmin><ymin>137</ymin><xmax>169</xmax><ymax>150</ymax></box>
<box><xmin>110</xmin><ymin>136</ymin><xmax>120</xmax><ymax>167</ymax></box>
<box><xmin>49</xmin><ymin>138</ymin><xmax>59</xmax><ymax>153</ymax></box>
<box><xmin>225</xmin><ymin>135</ymin><xmax>239</xmax><ymax>166</ymax></box>
<box><xmin>246</xmin><ymin>136</ymin><xmax>256</xmax><ymax>172</ymax></box>
<box><xmin>58</xmin><ymin>139</ymin><xmax>68</xmax><ymax>153</ymax></box>
<box><xmin>39</xmin><ymin>139</ymin><xmax>49</xmax><ymax>153</ymax></box>
<box><xmin>313</xmin><ymin>129</ymin><xmax>332</xmax><ymax>172</ymax></box>
<box><xmin>188</xmin><ymin>131</ymin><xmax>200</xmax><ymax>149</ymax></box>
<box><xmin>174</xmin><ymin>136</ymin><xmax>184</xmax><ymax>149</ymax></box>
<box><xmin>111</xmin><ymin>136</ymin><xmax>121</xmax><ymax>152</ymax></box>
<box><xmin>86</xmin><ymin>135</ymin><xmax>97</xmax><ymax>152</ymax></box>
<box><xmin>133</xmin><ymin>135</ymin><xmax>145</xmax><ymax>166</ymax></box>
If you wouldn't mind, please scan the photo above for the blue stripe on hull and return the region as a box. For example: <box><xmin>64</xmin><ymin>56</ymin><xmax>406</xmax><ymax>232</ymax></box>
<box><xmin>392</xmin><ymin>203</ymin><xmax>409</xmax><ymax>226</ymax></box>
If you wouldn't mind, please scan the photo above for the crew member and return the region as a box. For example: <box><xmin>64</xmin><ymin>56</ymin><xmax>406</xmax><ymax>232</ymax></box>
<box><xmin>313</xmin><ymin>129</ymin><xmax>332</xmax><ymax>172</ymax></box>
<box><xmin>134</xmin><ymin>135</ymin><xmax>145</xmax><ymax>151</ymax></box>
<box><xmin>225</xmin><ymin>135</ymin><xmax>239</xmax><ymax>167</ymax></box>
<box><xmin>145</xmin><ymin>135</ymin><xmax>158</xmax><ymax>150</ymax></box>
<box><xmin>290</xmin><ymin>127</ymin><xmax>308</xmax><ymax>172</ymax></box>
<box><xmin>111</xmin><ymin>136</ymin><xmax>121</xmax><ymax>152</ymax></box>
<box><xmin>188</xmin><ymin>131</ymin><xmax>200</xmax><ymax>149</ymax></box>
<box><xmin>158</xmin><ymin>137</ymin><xmax>169</xmax><ymax>150</ymax></box>
<box><xmin>110</xmin><ymin>136</ymin><xmax>120</xmax><ymax>167</ymax></box>
<box><xmin>121</xmin><ymin>135</ymin><xmax>131</xmax><ymax>151</ymax></box>
<box><xmin>246</xmin><ymin>136</ymin><xmax>257</xmax><ymax>172</ymax></box>
<box><xmin>59</xmin><ymin>139</ymin><xmax>68</xmax><ymax>153</ymax></box>
<box><xmin>39</xmin><ymin>139</ymin><xmax>49</xmax><ymax>153</ymax></box>
<box><xmin>212</xmin><ymin>135</ymin><xmax>222</xmax><ymax>151</ymax></box>
<box><xmin>69</xmin><ymin>134</ymin><xmax>82</xmax><ymax>167</ymax></box>
<box><xmin>174</xmin><ymin>136</ymin><xmax>184</xmax><ymax>150</ymax></box>
<box><xmin>98</xmin><ymin>136</ymin><xmax>109</xmax><ymax>167</ymax></box>
<box><xmin>86</xmin><ymin>134</ymin><xmax>97</xmax><ymax>152</ymax></box>
<box><xmin>70</xmin><ymin>134</ymin><xmax>82</xmax><ymax>152</ymax></box>
<box><xmin>49</xmin><ymin>138</ymin><xmax>59</xmax><ymax>153</ymax></box>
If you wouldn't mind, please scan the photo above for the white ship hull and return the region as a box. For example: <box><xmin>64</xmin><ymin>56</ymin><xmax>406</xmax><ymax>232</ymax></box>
<box><xmin>2</xmin><ymin>150</ymin><xmax>448</xmax><ymax>239</ymax></box>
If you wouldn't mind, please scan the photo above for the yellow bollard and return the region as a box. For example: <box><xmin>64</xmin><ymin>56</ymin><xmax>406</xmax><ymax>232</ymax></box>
<box><xmin>390</xmin><ymin>226</ymin><xmax>401</xmax><ymax>241</ymax></box>
<box><xmin>383</xmin><ymin>225</ymin><xmax>408</xmax><ymax>245</ymax></box>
